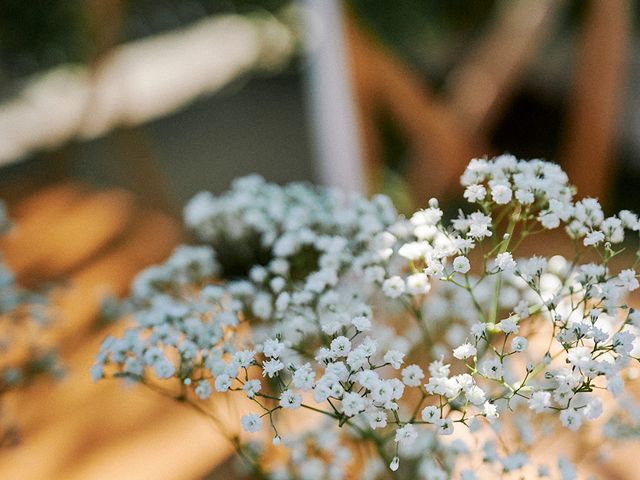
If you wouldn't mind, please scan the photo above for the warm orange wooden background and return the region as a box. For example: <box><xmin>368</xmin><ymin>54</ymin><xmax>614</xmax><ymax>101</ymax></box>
<box><xmin>0</xmin><ymin>184</ymin><xmax>238</xmax><ymax>480</ymax></box>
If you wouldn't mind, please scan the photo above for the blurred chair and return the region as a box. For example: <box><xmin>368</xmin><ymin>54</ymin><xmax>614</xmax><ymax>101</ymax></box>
<box><xmin>329</xmin><ymin>0</ymin><xmax>631</xmax><ymax>206</ymax></box>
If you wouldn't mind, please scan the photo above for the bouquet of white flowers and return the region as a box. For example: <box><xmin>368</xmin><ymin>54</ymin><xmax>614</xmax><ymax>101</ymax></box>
<box><xmin>95</xmin><ymin>156</ymin><xmax>640</xmax><ymax>479</ymax></box>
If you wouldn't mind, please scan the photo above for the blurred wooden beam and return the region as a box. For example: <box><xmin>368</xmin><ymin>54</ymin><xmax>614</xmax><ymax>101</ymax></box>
<box><xmin>560</xmin><ymin>0</ymin><xmax>631</xmax><ymax>204</ymax></box>
<box><xmin>344</xmin><ymin>12</ymin><xmax>485</xmax><ymax>203</ymax></box>
<box><xmin>444</xmin><ymin>0</ymin><xmax>563</xmax><ymax>136</ymax></box>
<box><xmin>2</xmin><ymin>189</ymin><xmax>135</xmax><ymax>284</ymax></box>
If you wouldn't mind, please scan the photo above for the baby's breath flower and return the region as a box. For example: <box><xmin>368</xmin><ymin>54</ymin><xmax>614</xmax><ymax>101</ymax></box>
<box><xmin>394</xmin><ymin>423</ymin><xmax>417</xmax><ymax>445</ymax></box>
<box><xmin>95</xmin><ymin>157</ymin><xmax>640</xmax><ymax>479</ymax></box>
<box><xmin>453</xmin><ymin>256</ymin><xmax>471</xmax><ymax>274</ymax></box>
<box><xmin>528</xmin><ymin>391</ymin><xmax>551</xmax><ymax>413</ymax></box>
<box><xmin>491</xmin><ymin>184</ymin><xmax>513</xmax><ymax>204</ymax></box>
<box><xmin>382</xmin><ymin>276</ymin><xmax>405</xmax><ymax>298</ymax></box>
<box><xmin>421</xmin><ymin>406</ymin><xmax>439</xmax><ymax>423</ymax></box>
<box><xmin>401</xmin><ymin>365</ymin><xmax>424</xmax><ymax>387</ymax></box>
<box><xmin>262</xmin><ymin>359</ymin><xmax>284</xmax><ymax>378</ymax></box>
<box><xmin>406</xmin><ymin>273</ymin><xmax>431</xmax><ymax>295</ymax></box>
<box><xmin>618</xmin><ymin>269</ymin><xmax>639</xmax><ymax>291</ymax></box>
<box><xmin>214</xmin><ymin>374</ymin><xmax>231</xmax><ymax>392</ymax></box>
<box><xmin>241</xmin><ymin>413</ymin><xmax>262</xmax><ymax>433</ymax></box>
<box><xmin>453</xmin><ymin>343</ymin><xmax>477</xmax><ymax>360</ymax></box>
<box><xmin>243</xmin><ymin>379</ymin><xmax>261</xmax><ymax>398</ymax></box>
<box><xmin>351</xmin><ymin>315</ymin><xmax>371</xmax><ymax>332</ymax></box>
<box><xmin>511</xmin><ymin>336</ymin><xmax>528</xmax><ymax>352</ymax></box>
<box><xmin>195</xmin><ymin>380</ymin><xmax>212</xmax><ymax>399</ymax></box>
<box><xmin>384</xmin><ymin>350</ymin><xmax>405</xmax><ymax>369</ymax></box>
<box><xmin>559</xmin><ymin>408</ymin><xmax>583</xmax><ymax>431</ymax></box>
<box><xmin>437</xmin><ymin>418</ymin><xmax>454</xmax><ymax>435</ymax></box>
<box><xmin>279</xmin><ymin>389</ymin><xmax>302</xmax><ymax>409</ymax></box>
<box><xmin>464</xmin><ymin>184</ymin><xmax>486</xmax><ymax>203</ymax></box>
<box><xmin>483</xmin><ymin>402</ymin><xmax>499</xmax><ymax>421</ymax></box>
<box><xmin>584</xmin><ymin>230</ymin><xmax>605</xmax><ymax>246</ymax></box>
<box><xmin>495</xmin><ymin>252</ymin><xmax>516</xmax><ymax>272</ymax></box>
<box><xmin>498</xmin><ymin>317</ymin><xmax>519</xmax><ymax>334</ymax></box>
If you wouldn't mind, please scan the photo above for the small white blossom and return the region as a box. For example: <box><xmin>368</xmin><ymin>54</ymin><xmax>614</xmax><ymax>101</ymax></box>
<box><xmin>279</xmin><ymin>389</ymin><xmax>302</xmax><ymax>409</ymax></box>
<box><xmin>437</xmin><ymin>418</ymin><xmax>454</xmax><ymax>435</ymax></box>
<box><xmin>195</xmin><ymin>380</ymin><xmax>212</xmax><ymax>399</ymax></box>
<box><xmin>539</xmin><ymin>211</ymin><xmax>560</xmax><ymax>229</ymax></box>
<box><xmin>567</xmin><ymin>346</ymin><xmax>592</xmax><ymax>369</ymax></box>
<box><xmin>243</xmin><ymin>379</ymin><xmax>261</xmax><ymax>398</ymax></box>
<box><xmin>495</xmin><ymin>252</ymin><xmax>516</xmax><ymax>272</ymax></box>
<box><xmin>465</xmin><ymin>385</ymin><xmax>486</xmax><ymax>405</ymax></box>
<box><xmin>453</xmin><ymin>343</ymin><xmax>477</xmax><ymax>360</ymax></box>
<box><xmin>406</xmin><ymin>273</ymin><xmax>431</xmax><ymax>295</ymax></box>
<box><xmin>262</xmin><ymin>359</ymin><xmax>284</xmax><ymax>378</ymax></box>
<box><xmin>483</xmin><ymin>402</ymin><xmax>499</xmax><ymax>420</ymax></box>
<box><xmin>480</xmin><ymin>358</ymin><xmax>503</xmax><ymax>380</ymax></box>
<box><xmin>366</xmin><ymin>408</ymin><xmax>388</xmax><ymax>429</ymax></box>
<box><xmin>292</xmin><ymin>364</ymin><xmax>316</xmax><ymax>390</ymax></box>
<box><xmin>263</xmin><ymin>339</ymin><xmax>285</xmax><ymax>358</ymax></box>
<box><xmin>498</xmin><ymin>317</ymin><xmax>519</xmax><ymax>334</ymax></box>
<box><xmin>352</xmin><ymin>315</ymin><xmax>372</xmax><ymax>332</ymax></box>
<box><xmin>384</xmin><ymin>350</ymin><xmax>405</xmax><ymax>369</ymax></box>
<box><xmin>528</xmin><ymin>391</ymin><xmax>551</xmax><ymax>413</ymax></box>
<box><xmin>341</xmin><ymin>392</ymin><xmax>367</xmax><ymax>416</ymax></box>
<box><xmin>618</xmin><ymin>269</ymin><xmax>639</xmax><ymax>291</ymax></box>
<box><xmin>453</xmin><ymin>256</ymin><xmax>471</xmax><ymax>274</ymax></box>
<box><xmin>330</xmin><ymin>336</ymin><xmax>352</xmax><ymax>357</ymax></box>
<box><xmin>559</xmin><ymin>408</ymin><xmax>583</xmax><ymax>431</ymax></box>
<box><xmin>464</xmin><ymin>184</ymin><xmax>486</xmax><ymax>203</ymax></box>
<box><xmin>382</xmin><ymin>276</ymin><xmax>405</xmax><ymax>298</ymax></box>
<box><xmin>511</xmin><ymin>336</ymin><xmax>528</xmax><ymax>352</ymax></box>
<box><xmin>583</xmin><ymin>230</ymin><xmax>604</xmax><ymax>246</ymax></box>
<box><xmin>491</xmin><ymin>184</ymin><xmax>512</xmax><ymax>204</ymax></box>
<box><xmin>241</xmin><ymin>413</ymin><xmax>262</xmax><ymax>433</ymax></box>
<box><xmin>583</xmin><ymin>397</ymin><xmax>603</xmax><ymax>420</ymax></box>
<box><xmin>467</xmin><ymin>212</ymin><xmax>493</xmax><ymax>239</ymax></box>
<box><xmin>421</xmin><ymin>405</ymin><xmax>439</xmax><ymax>423</ymax></box>
<box><xmin>401</xmin><ymin>365</ymin><xmax>425</xmax><ymax>387</ymax></box>
<box><xmin>394</xmin><ymin>424</ymin><xmax>417</xmax><ymax>445</ymax></box>
<box><xmin>214</xmin><ymin>374</ymin><xmax>231</xmax><ymax>392</ymax></box>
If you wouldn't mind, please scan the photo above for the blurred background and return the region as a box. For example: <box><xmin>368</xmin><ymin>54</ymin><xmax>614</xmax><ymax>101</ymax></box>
<box><xmin>0</xmin><ymin>0</ymin><xmax>639</xmax><ymax>478</ymax></box>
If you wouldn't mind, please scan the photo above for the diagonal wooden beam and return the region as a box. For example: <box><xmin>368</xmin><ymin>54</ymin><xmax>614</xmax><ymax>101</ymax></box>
<box><xmin>444</xmin><ymin>0</ymin><xmax>564</xmax><ymax>136</ymax></box>
<box><xmin>344</xmin><ymin>12</ymin><xmax>485</xmax><ymax>204</ymax></box>
<box><xmin>560</xmin><ymin>0</ymin><xmax>631</xmax><ymax>204</ymax></box>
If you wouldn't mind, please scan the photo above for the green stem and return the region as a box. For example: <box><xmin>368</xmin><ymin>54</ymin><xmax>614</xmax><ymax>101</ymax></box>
<box><xmin>489</xmin><ymin>208</ymin><xmax>519</xmax><ymax>323</ymax></box>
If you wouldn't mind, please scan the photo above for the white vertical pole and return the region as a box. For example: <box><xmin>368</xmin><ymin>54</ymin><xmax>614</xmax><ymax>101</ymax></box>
<box><xmin>300</xmin><ymin>0</ymin><xmax>366</xmax><ymax>193</ymax></box>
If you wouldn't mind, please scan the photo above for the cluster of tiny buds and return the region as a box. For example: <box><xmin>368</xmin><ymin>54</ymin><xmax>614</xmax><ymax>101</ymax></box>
<box><xmin>0</xmin><ymin>200</ymin><xmax>61</xmax><ymax>423</ymax></box>
<box><xmin>96</xmin><ymin>156</ymin><xmax>640</xmax><ymax>479</ymax></box>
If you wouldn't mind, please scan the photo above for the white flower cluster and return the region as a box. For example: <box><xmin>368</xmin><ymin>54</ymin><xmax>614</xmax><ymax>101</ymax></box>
<box><xmin>241</xmin><ymin>421</ymin><xmax>354</xmax><ymax>480</ymax></box>
<box><xmin>97</xmin><ymin>159</ymin><xmax>640</xmax><ymax>479</ymax></box>
<box><xmin>0</xmin><ymin>200</ymin><xmax>61</xmax><ymax>442</ymax></box>
<box><xmin>184</xmin><ymin>175</ymin><xmax>396</xmax><ymax>278</ymax></box>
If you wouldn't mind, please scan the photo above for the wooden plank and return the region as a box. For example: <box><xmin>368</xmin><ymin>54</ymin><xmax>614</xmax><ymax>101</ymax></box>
<box><xmin>560</xmin><ymin>0</ymin><xmax>631</xmax><ymax>204</ymax></box>
<box><xmin>444</xmin><ymin>0</ymin><xmax>563</xmax><ymax>135</ymax></box>
<box><xmin>344</xmin><ymin>13</ymin><xmax>485</xmax><ymax>204</ymax></box>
